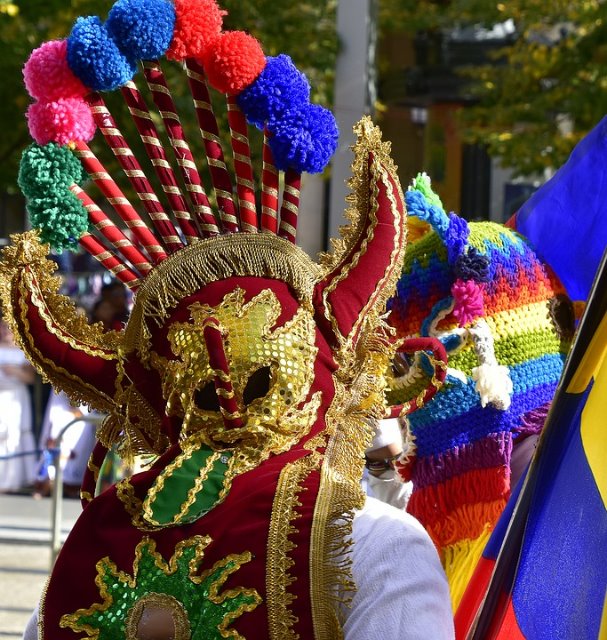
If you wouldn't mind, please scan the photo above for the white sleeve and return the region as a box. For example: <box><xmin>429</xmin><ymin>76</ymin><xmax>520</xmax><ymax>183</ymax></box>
<box><xmin>344</xmin><ymin>497</ymin><xmax>454</xmax><ymax>640</ymax></box>
<box><xmin>22</xmin><ymin>606</ymin><xmax>38</xmax><ymax>640</ymax></box>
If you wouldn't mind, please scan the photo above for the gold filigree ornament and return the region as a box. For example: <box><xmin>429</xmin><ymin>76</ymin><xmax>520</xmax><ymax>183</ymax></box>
<box><xmin>160</xmin><ymin>287</ymin><xmax>321</xmax><ymax>474</ymax></box>
<box><xmin>59</xmin><ymin>536</ymin><xmax>261</xmax><ymax>640</ymax></box>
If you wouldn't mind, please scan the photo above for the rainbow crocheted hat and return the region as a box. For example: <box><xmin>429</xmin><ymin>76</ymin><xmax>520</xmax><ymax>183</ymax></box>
<box><xmin>387</xmin><ymin>173</ymin><xmax>574</xmax><ymax>608</ymax></box>
<box><xmin>1</xmin><ymin>2</ymin><xmax>409</xmax><ymax>638</ymax></box>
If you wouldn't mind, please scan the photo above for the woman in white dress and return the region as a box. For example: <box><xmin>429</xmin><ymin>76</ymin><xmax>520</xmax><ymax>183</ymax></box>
<box><xmin>0</xmin><ymin>320</ymin><xmax>37</xmax><ymax>493</ymax></box>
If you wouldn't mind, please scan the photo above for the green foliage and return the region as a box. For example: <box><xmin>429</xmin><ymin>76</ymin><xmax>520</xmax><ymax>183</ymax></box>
<box><xmin>379</xmin><ymin>0</ymin><xmax>607</xmax><ymax>177</ymax></box>
<box><xmin>0</xmin><ymin>0</ymin><xmax>337</xmax><ymax>194</ymax></box>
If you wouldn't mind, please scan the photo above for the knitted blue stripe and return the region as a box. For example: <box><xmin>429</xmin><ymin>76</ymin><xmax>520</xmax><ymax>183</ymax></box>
<box><xmin>411</xmin><ymin>354</ymin><xmax>565</xmax><ymax>430</ymax></box>
<box><xmin>411</xmin><ymin>380</ymin><xmax>560</xmax><ymax>456</ymax></box>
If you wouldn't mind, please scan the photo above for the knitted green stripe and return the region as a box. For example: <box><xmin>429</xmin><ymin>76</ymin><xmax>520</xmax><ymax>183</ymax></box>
<box><xmin>449</xmin><ymin>328</ymin><xmax>563</xmax><ymax>374</ymax></box>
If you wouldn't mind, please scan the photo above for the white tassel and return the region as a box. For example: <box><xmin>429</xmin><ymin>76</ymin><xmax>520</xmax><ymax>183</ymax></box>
<box><xmin>471</xmin><ymin>362</ymin><xmax>513</xmax><ymax>410</ymax></box>
<box><xmin>469</xmin><ymin>319</ymin><xmax>513</xmax><ymax>411</ymax></box>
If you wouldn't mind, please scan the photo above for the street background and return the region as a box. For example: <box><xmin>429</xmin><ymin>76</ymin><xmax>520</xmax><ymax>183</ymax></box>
<box><xmin>0</xmin><ymin>494</ymin><xmax>80</xmax><ymax>638</ymax></box>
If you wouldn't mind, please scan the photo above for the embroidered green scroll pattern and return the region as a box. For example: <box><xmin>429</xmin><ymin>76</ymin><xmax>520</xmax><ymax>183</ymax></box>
<box><xmin>60</xmin><ymin>536</ymin><xmax>261</xmax><ymax>640</ymax></box>
<box><xmin>142</xmin><ymin>446</ymin><xmax>233</xmax><ymax>527</ymax></box>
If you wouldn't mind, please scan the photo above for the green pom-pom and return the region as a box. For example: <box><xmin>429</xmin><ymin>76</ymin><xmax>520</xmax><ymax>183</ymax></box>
<box><xmin>27</xmin><ymin>190</ymin><xmax>90</xmax><ymax>251</ymax></box>
<box><xmin>411</xmin><ymin>172</ymin><xmax>444</xmax><ymax>211</ymax></box>
<box><xmin>18</xmin><ymin>143</ymin><xmax>87</xmax><ymax>200</ymax></box>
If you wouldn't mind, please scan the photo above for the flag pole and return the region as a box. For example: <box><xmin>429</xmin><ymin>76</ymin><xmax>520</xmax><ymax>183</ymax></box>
<box><xmin>468</xmin><ymin>244</ymin><xmax>607</xmax><ymax>639</ymax></box>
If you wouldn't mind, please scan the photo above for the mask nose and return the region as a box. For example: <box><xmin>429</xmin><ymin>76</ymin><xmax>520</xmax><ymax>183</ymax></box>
<box><xmin>202</xmin><ymin>317</ymin><xmax>244</xmax><ymax>430</ymax></box>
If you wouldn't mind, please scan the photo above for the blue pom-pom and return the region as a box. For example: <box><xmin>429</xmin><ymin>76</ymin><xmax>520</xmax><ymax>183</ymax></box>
<box><xmin>269</xmin><ymin>104</ymin><xmax>338</xmax><ymax>174</ymax></box>
<box><xmin>67</xmin><ymin>16</ymin><xmax>137</xmax><ymax>91</ymax></box>
<box><xmin>237</xmin><ymin>55</ymin><xmax>310</xmax><ymax>129</ymax></box>
<box><xmin>107</xmin><ymin>0</ymin><xmax>175</xmax><ymax>60</ymax></box>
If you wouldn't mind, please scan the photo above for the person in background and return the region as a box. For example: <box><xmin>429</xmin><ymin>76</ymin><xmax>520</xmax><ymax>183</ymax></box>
<box><xmin>99</xmin><ymin>281</ymin><xmax>130</xmax><ymax>330</ymax></box>
<box><xmin>0</xmin><ymin>319</ymin><xmax>37</xmax><ymax>493</ymax></box>
<box><xmin>363</xmin><ymin>417</ymin><xmax>412</xmax><ymax>510</ymax></box>
<box><xmin>90</xmin><ymin>297</ymin><xmax>118</xmax><ymax>332</ymax></box>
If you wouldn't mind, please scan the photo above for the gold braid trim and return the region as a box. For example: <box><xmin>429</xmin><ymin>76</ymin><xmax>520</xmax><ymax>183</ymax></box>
<box><xmin>124</xmin><ymin>234</ymin><xmax>322</xmax><ymax>360</ymax></box>
<box><xmin>267</xmin><ymin>452</ymin><xmax>321</xmax><ymax>640</ymax></box>
<box><xmin>311</xmin><ymin>323</ymin><xmax>398</xmax><ymax>639</ymax></box>
<box><xmin>318</xmin><ymin>116</ymin><xmax>403</xmax><ymax>281</ymax></box>
<box><xmin>0</xmin><ymin>231</ymin><xmax>121</xmax><ymax>412</ymax></box>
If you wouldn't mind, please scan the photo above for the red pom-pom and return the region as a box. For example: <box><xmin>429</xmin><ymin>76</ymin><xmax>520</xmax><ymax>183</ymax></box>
<box><xmin>204</xmin><ymin>31</ymin><xmax>265</xmax><ymax>95</ymax></box>
<box><xmin>24</xmin><ymin>40</ymin><xmax>88</xmax><ymax>101</ymax></box>
<box><xmin>27</xmin><ymin>98</ymin><xmax>96</xmax><ymax>146</ymax></box>
<box><xmin>167</xmin><ymin>0</ymin><xmax>225</xmax><ymax>61</ymax></box>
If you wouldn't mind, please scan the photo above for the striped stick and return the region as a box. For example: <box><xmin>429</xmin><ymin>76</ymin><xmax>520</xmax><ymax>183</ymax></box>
<box><xmin>120</xmin><ymin>80</ymin><xmax>201</xmax><ymax>243</ymax></box>
<box><xmin>226</xmin><ymin>96</ymin><xmax>257</xmax><ymax>233</ymax></box>
<box><xmin>202</xmin><ymin>318</ymin><xmax>244</xmax><ymax>430</ymax></box>
<box><xmin>79</xmin><ymin>232</ymin><xmax>140</xmax><ymax>289</ymax></box>
<box><xmin>278</xmin><ymin>169</ymin><xmax>301</xmax><ymax>243</ymax></box>
<box><xmin>73</xmin><ymin>141</ymin><xmax>167</xmax><ymax>264</ymax></box>
<box><xmin>87</xmin><ymin>94</ymin><xmax>184</xmax><ymax>253</ymax></box>
<box><xmin>142</xmin><ymin>61</ymin><xmax>220</xmax><ymax>237</ymax></box>
<box><xmin>70</xmin><ymin>184</ymin><xmax>153</xmax><ymax>276</ymax></box>
<box><xmin>261</xmin><ymin>132</ymin><xmax>279</xmax><ymax>233</ymax></box>
<box><xmin>185</xmin><ymin>60</ymin><xmax>239</xmax><ymax>233</ymax></box>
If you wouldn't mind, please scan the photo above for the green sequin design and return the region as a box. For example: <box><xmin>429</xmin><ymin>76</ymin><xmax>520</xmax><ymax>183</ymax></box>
<box><xmin>144</xmin><ymin>446</ymin><xmax>233</xmax><ymax>527</ymax></box>
<box><xmin>60</xmin><ymin>536</ymin><xmax>261</xmax><ymax>640</ymax></box>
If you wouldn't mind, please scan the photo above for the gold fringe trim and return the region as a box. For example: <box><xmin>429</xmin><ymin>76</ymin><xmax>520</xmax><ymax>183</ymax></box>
<box><xmin>318</xmin><ymin>116</ymin><xmax>403</xmax><ymax>280</ymax></box>
<box><xmin>311</xmin><ymin>324</ymin><xmax>398</xmax><ymax>638</ymax></box>
<box><xmin>124</xmin><ymin>234</ymin><xmax>321</xmax><ymax>360</ymax></box>
<box><xmin>267</xmin><ymin>453</ymin><xmax>321</xmax><ymax>640</ymax></box>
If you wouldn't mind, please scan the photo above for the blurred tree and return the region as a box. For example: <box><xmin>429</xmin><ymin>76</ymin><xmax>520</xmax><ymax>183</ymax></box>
<box><xmin>378</xmin><ymin>0</ymin><xmax>607</xmax><ymax>177</ymax></box>
<box><xmin>0</xmin><ymin>0</ymin><xmax>337</xmax><ymax>194</ymax></box>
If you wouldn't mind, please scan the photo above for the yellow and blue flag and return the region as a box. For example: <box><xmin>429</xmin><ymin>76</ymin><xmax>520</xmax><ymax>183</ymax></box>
<box><xmin>457</xmin><ymin>247</ymin><xmax>607</xmax><ymax>639</ymax></box>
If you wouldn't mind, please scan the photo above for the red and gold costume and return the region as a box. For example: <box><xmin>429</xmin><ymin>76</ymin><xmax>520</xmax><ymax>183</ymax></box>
<box><xmin>0</xmin><ymin>2</ymin><xmax>412</xmax><ymax>637</ymax></box>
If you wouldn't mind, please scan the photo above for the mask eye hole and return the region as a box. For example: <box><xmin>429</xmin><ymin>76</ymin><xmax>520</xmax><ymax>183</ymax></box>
<box><xmin>243</xmin><ymin>366</ymin><xmax>272</xmax><ymax>406</ymax></box>
<box><xmin>195</xmin><ymin>381</ymin><xmax>221</xmax><ymax>412</ymax></box>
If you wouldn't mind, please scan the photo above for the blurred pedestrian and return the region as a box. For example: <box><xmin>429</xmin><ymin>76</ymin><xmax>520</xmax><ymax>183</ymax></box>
<box><xmin>99</xmin><ymin>281</ymin><xmax>130</xmax><ymax>330</ymax></box>
<box><xmin>0</xmin><ymin>319</ymin><xmax>37</xmax><ymax>493</ymax></box>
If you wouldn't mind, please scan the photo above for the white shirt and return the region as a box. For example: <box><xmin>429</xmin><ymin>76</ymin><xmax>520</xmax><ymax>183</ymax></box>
<box><xmin>23</xmin><ymin>498</ymin><xmax>453</xmax><ymax>640</ymax></box>
<box><xmin>345</xmin><ymin>496</ymin><xmax>454</xmax><ymax>639</ymax></box>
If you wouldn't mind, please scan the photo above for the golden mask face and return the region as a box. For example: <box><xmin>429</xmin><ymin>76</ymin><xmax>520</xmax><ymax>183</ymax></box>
<box><xmin>159</xmin><ymin>288</ymin><xmax>321</xmax><ymax>464</ymax></box>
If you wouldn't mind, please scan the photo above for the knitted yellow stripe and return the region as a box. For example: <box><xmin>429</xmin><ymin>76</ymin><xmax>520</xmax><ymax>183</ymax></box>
<box><xmin>443</xmin><ymin>526</ymin><xmax>492</xmax><ymax>611</ymax></box>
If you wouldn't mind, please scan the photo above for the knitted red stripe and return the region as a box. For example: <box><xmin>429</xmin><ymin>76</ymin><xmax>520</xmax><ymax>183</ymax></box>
<box><xmin>120</xmin><ymin>80</ymin><xmax>201</xmax><ymax>243</ymax></box>
<box><xmin>278</xmin><ymin>169</ymin><xmax>300</xmax><ymax>243</ymax></box>
<box><xmin>71</xmin><ymin>184</ymin><xmax>153</xmax><ymax>276</ymax></box>
<box><xmin>261</xmin><ymin>133</ymin><xmax>279</xmax><ymax>233</ymax></box>
<box><xmin>202</xmin><ymin>319</ymin><xmax>244</xmax><ymax>430</ymax></box>
<box><xmin>185</xmin><ymin>60</ymin><xmax>239</xmax><ymax>233</ymax></box>
<box><xmin>142</xmin><ymin>61</ymin><xmax>220</xmax><ymax>237</ymax></box>
<box><xmin>227</xmin><ymin>96</ymin><xmax>258</xmax><ymax>233</ymax></box>
<box><xmin>79</xmin><ymin>232</ymin><xmax>140</xmax><ymax>289</ymax></box>
<box><xmin>73</xmin><ymin>141</ymin><xmax>167</xmax><ymax>264</ymax></box>
<box><xmin>408</xmin><ymin>466</ymin><xmax>510</xmax><ymax>547</ymax></box>
<box><xmin>87</xmin><ymin>94</ymin><xmax>183</xmax><ymax>253</ymax></box>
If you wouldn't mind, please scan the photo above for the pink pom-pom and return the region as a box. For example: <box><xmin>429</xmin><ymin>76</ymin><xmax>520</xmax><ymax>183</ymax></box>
<box><xmin>27</xmin><ymin>98</ymin><xmax>96</xmax><ymax>146</ymax></box>
<box><xmin>203</xmin><ymin>31</ymin><xmax>265</xmax><ymax>95</ymax></box>
<box><xmin>167</xmin><ymin>0</ymin><xmax>225</xmax><ymax>61</ymax></box>
<box><xmin>452</xmin><ymin>279</ymin><xmax>484</xmax><ymax>326</ymax></box>
<box><xmin>23</xmin><ymin>40</ymin><xmax>88</xmax><ymax>102</ymax></box>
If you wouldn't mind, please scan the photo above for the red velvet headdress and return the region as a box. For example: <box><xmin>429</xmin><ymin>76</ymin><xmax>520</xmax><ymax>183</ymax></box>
<box><xmin>1</xmin><ymin>2</ymin><xmax>408</xmax><ymax>638</ymax></box>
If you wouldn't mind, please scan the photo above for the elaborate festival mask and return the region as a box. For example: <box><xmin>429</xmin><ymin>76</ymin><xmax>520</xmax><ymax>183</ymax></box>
<box><xmin>0</xmin><ymin>0</ymin><xmax>408</xmax><ymax>504</ymax></box>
